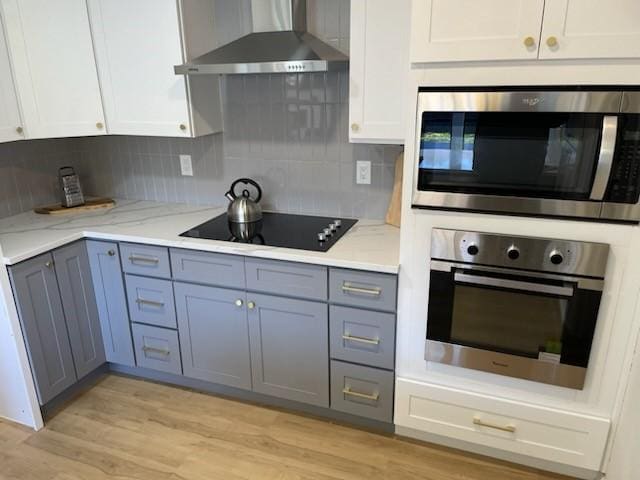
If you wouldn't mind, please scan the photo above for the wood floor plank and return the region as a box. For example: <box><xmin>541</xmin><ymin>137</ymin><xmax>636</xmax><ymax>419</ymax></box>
<box><xmin>0</xmin><ymin>374</ymin><xmax>575</xmax><ymax>480</ymax></box>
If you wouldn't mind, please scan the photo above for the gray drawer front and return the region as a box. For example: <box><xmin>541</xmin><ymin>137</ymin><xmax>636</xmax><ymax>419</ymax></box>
<box><xmin>126</xmin><ymin>275</ymin><xmax>176</xmax><ymax>329</ymax></box>
<box><xmin>330</xmin><ymin>360</ymin><xmax>394</xmax><ymax>423</ymax></box>
<box><xmin>121</xmin><ymin>243</ymin><xmax>171</xmax><ymax>279</ymax></box>
<box><xmin>132</xmin><ymin>323</ymin><xmax>182</xmax><ymax>375</ymax></box>
<box><xmin>329</xmin><ymin>269</ymin><xmax>397</xmax><ymax>312</ymax></box>
<box><xmin>170</xmin><ymin>249</ymin><xmax>245</xmax><ymax>289</ymax></box>
<box><xmin>330</xmin><ymin>306</ymin><xmax>395</xmax><ymax>370</ymax></box>
<box><xmin>245</xmin><ymin>258</ymin><xmax>327</xmax><ymax>300</ymax></box>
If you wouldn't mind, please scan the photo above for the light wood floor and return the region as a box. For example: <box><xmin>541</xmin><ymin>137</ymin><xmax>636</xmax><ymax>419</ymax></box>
<box><xmin>0</xmin><ymin>374</ymin><xmax>574</xmax><ymax>480</ymax></box>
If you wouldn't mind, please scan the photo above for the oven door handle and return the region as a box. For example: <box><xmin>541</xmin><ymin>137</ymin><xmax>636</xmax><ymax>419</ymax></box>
<box><xmin>453</xmin><ymin>272</ymin><xmax>575</xmax><ymax>297</ymax></box>
<box><xmin>590</xmin><ymin>115</ymin><xmax>619</xmax><ymax>201</ymax></box>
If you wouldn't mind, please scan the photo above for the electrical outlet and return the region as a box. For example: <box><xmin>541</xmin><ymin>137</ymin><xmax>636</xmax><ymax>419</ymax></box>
<box><xmin>356</xmin><ymin>160</ymin><xmax>371</xmax><ymax>185</ymax></box>
<box><xmin>179</xmin><ymin>154</ymin><xmax>193</xmax><ymax>176</ymax></box>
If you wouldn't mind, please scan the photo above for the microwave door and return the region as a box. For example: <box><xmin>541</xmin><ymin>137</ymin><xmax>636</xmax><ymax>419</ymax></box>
<box><xmin>589</xmin><ymin>115</ymin><xmax>618</xmax><ymax>201</ymax></box>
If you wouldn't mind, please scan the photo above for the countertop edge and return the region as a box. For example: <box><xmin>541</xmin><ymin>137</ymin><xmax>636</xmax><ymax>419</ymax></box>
<box><xmin>3</xmin><ymin>229</ymin><xmax>400</xmax><ymax>275</ymax></box>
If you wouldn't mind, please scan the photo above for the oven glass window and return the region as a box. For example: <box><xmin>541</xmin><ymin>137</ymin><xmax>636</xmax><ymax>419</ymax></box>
<box><xmin>418</xmin><ymin>112</ymin><xmax>604</xmax><ymax>200</ymax></box>
<box><xmin>450</xmin><ymin>285</ymin><xmax>568</xmax><ymax>358</ymax></box>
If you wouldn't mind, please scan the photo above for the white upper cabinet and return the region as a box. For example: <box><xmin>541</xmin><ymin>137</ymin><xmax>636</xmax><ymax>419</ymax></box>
<box><xmin>539</xmin><ymin>0</ymin><xmax>640</xmax><ymax>60</ymax></box>
<box><xmin>349</xmin><ymin>0</ymin><xmax>411</xmax><ymax>144</ymax></box>
<box><xmin>410</xmin><ymin>0</ymin><xmax>545</xmax><ymax>63</ymax></box>
<box><xmin>0</xmin><ymin>0</ymin><xmax>106</xmax><ymax>139</ymax></box>
<box><xmin>0</xmin><ymin>12</ymin><xmax>22</xmax><ymax>143</ymax></box>
<box><xmin>87</xmin><ymin>0</ymin><xmax>223</xmax><ymax>138</ymax></box>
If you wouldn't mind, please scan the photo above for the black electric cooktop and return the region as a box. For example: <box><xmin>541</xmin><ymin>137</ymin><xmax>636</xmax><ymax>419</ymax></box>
<box><xmin>180</xmin><ymin>212</ymin><xmax>358</xmax><ymax>252</ymax></box>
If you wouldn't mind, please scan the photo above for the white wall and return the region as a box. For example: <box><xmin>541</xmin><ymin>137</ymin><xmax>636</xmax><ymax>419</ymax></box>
<box><xmin>0</xmin><ymin>242</ymin><xmax>42</xmax><ymax>428</ymax></box>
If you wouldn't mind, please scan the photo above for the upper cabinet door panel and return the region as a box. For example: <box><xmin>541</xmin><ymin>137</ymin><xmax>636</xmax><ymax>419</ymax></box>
<box><xmin>0</xmin><ymin>14</ymin><xmax>22</xmax><ymax>143</ymax></box>
<box><xmin>410</xmin><ymin>0</ymin><xmax>545</xmax><ymax>63</ymax></box>
<box><xmin>1</xmin><ymin>0</ymin><xmax>105</xmax><ymax>139</ymax></box>
<box><xmin>87</xmin><ymin>0</ymin><xmax>192</xmax><ymax>137</ymax></box>
<box><xmin>540</xmin><ymin>0</ymin><xmax>640</xmax><ymax>60</ymax></box>
<box><xmin>349</xmin><ymin>0</ymin><xmax>411</xmax><ymax>144</ymax></box>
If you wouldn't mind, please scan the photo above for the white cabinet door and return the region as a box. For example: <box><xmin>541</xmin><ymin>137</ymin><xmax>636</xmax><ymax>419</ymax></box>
<box><xmin>540</xmin><ymin>0</ymin><xmax>640</xmax><ymax>60</ymax></box>
<box><xmin>88</xmin><ymin>0</ymin><xmax>192</xmax><ymax>137</ymax></box>
<box><xmin>1</xmin><ymin>0</ymin><xmax>105</xmax><ymax>139</ymax></box>
<box><xmin>349</xmin><ymin>0</ymin><xmax>411</xmax><ymax>144</ymax></box>
<box><xmin>410</xmin><ymin>0</ymin><xmax>545</xmax><ymax>63</ymax></box>
<box><xmin>0</xmin><ymin>13</ymin><xmax>22</xmax><ymax>143</ymax></box>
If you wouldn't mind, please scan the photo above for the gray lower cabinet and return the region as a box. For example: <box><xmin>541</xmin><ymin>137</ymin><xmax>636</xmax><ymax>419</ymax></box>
<box><xmin>131</xmin><ymin>323</ymin><xmax>182</xmax><ymax>375</ymax></box>
<box><xmin>125</xmin><ymin>275</ymin><xmax>176</xmax><ymax>329</ymax></box>
<box><xmin>53</xmin><ymin>242</ymin><xmax>106</xmax><ymax>380</ymax></box>
<box><xmin>247</xmin><ymin>293</ymin><xmax>329</xmax><ymax>407</ymax></box>
<box><xmin>175</xmin><ymin>283</ymin><xmax>252</xmax><ymax>389</ymax></box>
<box><xmin>86</xmin><ymin>240</ymin><xmax>135</xmax><ymax>366</ymax></box>
<box><xmin>9</xmin><ymin>252</ymin><xmax>77</xmax><ymax>405</ymax></box>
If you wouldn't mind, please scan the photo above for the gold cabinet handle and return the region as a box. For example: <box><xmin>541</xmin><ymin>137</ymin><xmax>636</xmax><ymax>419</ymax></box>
<box><xmin>135</xmin><ymin>298</ymin><xmax>165</xmax><ymax>308</ymax></box>
<box><xmin>45</xmin><ymin>260</ymin><xmax>54</xmax><ymax>269</ymax></box>
<box><xmin>128</xmin><ymin>255</ymin><xmax>159</xmax><ymax>265</ymax></box>
<box><xmin>546</xmin><ymin>36</ymin><xmax>558</xmax><ymax>48</ymax></box>
<box><xmin>523</xmin><ymin>36</ymin><xmax>535</xmax><ymax>48</ymax></box>
<box><xmin>96</xmin><ymin>122</ymin><xmax>104</xmax><ymax>130</ymax></box>
<box><xmin>350</xmin><ymin>123</ymin><xmax>360</xmax><ymax>133</ymax></box>
<box><xmin>235</xmin><ymin>299</ymin><xmax>244</xmax><ymax>307</ymax></box>
<box><xmin>473</xmin><ymin>417</ymin><xmax>516</xmax><ymax>433</ymax></box>
<box><xmin>179</xmin><ymin>123</ymin><xmax>187</xmax><ymax>131</ymax></box>
<box><xmin>142</xmin><ymin>345</ymin><xmax>170</xmax><ymax>356</ymax></box>
<box><xmin>15</xmin><ymin>126</ymin><xmax>23</xmax><ymax>134</ymax></box>
<box><xmin>342</xmin><ymin>283</ymin><xmax>381</xmax><ymax>296</ymax></box>
<box><xmin>342</xmin><ymin>388</ymin><xmax>379</xmax><ymax>401</ymax></box>
<box><xmin>107</xmin><ymin>249</ymin><xmax>116</xmax><ymax>257</ymax></box>
<box><xmin>247</xmin><ymin>301</ymin><xmax>256</xmax><ymax>310</ymax></box>
<box><xmin>342</xmin><ymin>334</ymin><xmax>380</xmax><ymax>345</ymax></box>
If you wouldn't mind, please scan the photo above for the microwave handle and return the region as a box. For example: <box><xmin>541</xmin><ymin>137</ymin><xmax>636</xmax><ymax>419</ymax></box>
<box><xmin>454</xmin><ymin>272</ymin><xmax>575</xmax><ymax>297</ymax></box>
<box><xmin>589</xmin><ymin>115</ymin><xmax>619</xmax><ymax>201</ymax></box>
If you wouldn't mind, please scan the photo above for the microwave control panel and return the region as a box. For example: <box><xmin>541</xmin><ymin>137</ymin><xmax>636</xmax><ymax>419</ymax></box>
<box><xmin>606</xmin><ymin>116</ymin><xmax>640</xmax><ymax>204</ymax></box>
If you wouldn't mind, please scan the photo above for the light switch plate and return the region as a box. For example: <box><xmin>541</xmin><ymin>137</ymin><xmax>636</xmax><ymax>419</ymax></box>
<box><xmin>179</xmin><ymin>155</ymin><xmax>193</xmax><ymax>176</ymax></box>
<box><xmin>356</xmin><ymin>160</ymin><xmax>371</xmax><ymax>185</ymax></box>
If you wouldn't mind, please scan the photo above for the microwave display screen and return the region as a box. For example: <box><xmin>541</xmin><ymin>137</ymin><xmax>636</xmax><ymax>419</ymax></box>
<box><xmin>450</xmin><ymin>284</ymin><xmax>567</xmax><ymax>358</ymax></box>
<box><xmin>418</xmin><ymin>112</ymin><xmax>604</xmax><ymax>200</ymax></box>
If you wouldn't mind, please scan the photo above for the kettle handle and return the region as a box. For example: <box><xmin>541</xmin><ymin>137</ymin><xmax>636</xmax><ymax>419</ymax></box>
<box><xmin>229</xmin><ymin>178</ymin><xmax>262</xmax><ymax>203</ymax></box>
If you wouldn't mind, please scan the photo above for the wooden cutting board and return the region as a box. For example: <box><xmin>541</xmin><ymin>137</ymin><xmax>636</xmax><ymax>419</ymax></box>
<box><xmin>385</xmin><ymin>152</ymin><xmax>403</xmax><ymax>227</ymax></box>
<box><xmin>34</xmin><ymin>197</ymin><xmax>115</xmax><ymax>215</ymax></box>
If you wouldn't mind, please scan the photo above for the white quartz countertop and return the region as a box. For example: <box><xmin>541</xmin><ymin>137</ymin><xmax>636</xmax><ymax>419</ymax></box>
<box><xmin>0</xmin><ymin>200</ymin><xmax>400</xmax><ymax>274</ymax></box>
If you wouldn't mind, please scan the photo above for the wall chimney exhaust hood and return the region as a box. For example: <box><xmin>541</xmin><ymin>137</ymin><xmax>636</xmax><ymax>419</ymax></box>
<box><xmin>174</xmin><ymin>0</ymin><xmax>348</xmax><ymax>75</ymax></box>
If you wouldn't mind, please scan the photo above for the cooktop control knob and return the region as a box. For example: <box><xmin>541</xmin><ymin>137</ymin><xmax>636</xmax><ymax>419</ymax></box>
<box><xmin>550</xmin><ymin>250</ymin><xmax>564</xmax><ymax>265</ymax></box>
<box><xmin>317</xmin><ymin>232</ymin><xmax>327</xmax><ymax>242</ymax></box>
<box><xmin>333</xmin><ymin>219</ymin><xmax>342</xmax><ymax>228</ymax></box>
<box><xmin>467</xmin><ymin>244</ymin><xmax>479</xmax><ymax>256</ymax></box>
<box><xmin>323</xmin><ymin>228</ymin><xmax>332</xmax><ymax>237</ymax></box>
<box><xmin>329</xmin><ymin>223</ymin><xmax>337</xmax><ymax>232</ymax></box>
<box><xmin>507</xmin><ymin>245</ymin><xmax>520</xmax><ymax>260</ymax></box>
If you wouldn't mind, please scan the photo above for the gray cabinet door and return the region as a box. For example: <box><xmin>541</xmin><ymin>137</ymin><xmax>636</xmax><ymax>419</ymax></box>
<box><xmin>9</xmin><ymin>253</ymin><xmax>77</xmax><ymax>405</ymax></box>
<box><xmin>53</xmin><ymin>242</ymin><xmax>106</xmax><ymax>380</ymax></box>
<box><xmin>125</xmin><ymin>275</ymin><xmax>176</xmax><ymax>329</ymax></box>
<box><xmin>248</xmin><ymin>293</ymin><xmax>329</xmax><ymax>407</ymax></box>
<box><xmin>86</xmin><ymin>240</ymin><xmax>135</xmax><ymax>366</ymax></box>
<box><xmin>175</xmin><ymin>283</ymin><xmax>252</xmax><ymax>390</ymax></box>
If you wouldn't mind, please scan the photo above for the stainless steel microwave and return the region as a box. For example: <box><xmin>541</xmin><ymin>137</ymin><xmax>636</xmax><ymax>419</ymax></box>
<box><xmin>412</xmin><ymin>89</ymin><xmax>640</xmax><ymax>222</ymax></box>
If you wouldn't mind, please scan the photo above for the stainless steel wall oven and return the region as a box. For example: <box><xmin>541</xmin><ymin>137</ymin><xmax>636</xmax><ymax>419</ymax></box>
<box><xmin>426</xmin><ymin>229</ymin><xmax>609</xmax><ymax>389</ymax></box>
<box><xmin>413</xmin><ymin>89</ymin><xmax>640</xmax><ymax>222</ymax></box>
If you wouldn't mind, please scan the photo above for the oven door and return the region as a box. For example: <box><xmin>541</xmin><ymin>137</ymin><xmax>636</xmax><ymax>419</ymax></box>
<box><xmin>412</xmin><ymin>90</ymin><xmax>622</xmax><ymax>219</ymax></box>
<box><xmin>426</xmin><ymin>262</ymin><xmax>604</xmax><ymax>389</ymax></box>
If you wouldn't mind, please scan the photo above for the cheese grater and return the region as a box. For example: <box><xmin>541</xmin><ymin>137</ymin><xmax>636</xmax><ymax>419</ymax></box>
<box><xmin>58</xmin><ymin>166</ymin><xmax>85</xmax><ymax>208</ymax></box>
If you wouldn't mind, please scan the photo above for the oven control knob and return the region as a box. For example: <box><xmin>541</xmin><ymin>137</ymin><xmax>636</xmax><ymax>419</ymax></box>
<box><xmin>507</xmin><ymin>246</ymin><xmax>520</xmax><ymax>260</ymax></box>
<box><xmin>549</xmin><ymin>250</ymin><xmax>564</xmax><ymax>265</ymax></box>
<box><xmin>333</xmin><ymin>219</ymin><xmax>342</xmax><ymax>228</ymax></box>
<box><xmin>467</xmin><ymin>244</ymin><xmax>479</xmax><ymax>256</ymax></box>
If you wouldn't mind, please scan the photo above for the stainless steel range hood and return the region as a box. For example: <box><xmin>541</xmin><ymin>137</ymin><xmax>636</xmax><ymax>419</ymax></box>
<box><xmin>174</xmin><ymin>0</ymin><xmax>348</xmax><ymax>75</ymax></box>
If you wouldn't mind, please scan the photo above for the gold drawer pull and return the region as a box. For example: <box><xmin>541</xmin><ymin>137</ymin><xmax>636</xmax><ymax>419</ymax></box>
<box><xmin>136</xmin><ymin>298</ymin><xmax>165</xmax><ymax>308</ymax></box>
<box><xmin>129</xmin><ymin>255</ymin><xmax>160</xmax><ymax>264</ymax></box>
<box><xmin>142</xmin><ymin>346</ymin><xmax>170</xmax><ymax>356</ymax></box>
<box><xmin>342</xmin><ymin>334</ymin><xmax>380</xmax><ymax>345</ymax></box>
<box><xmin>342</xmin><ymin>388</ymin><xmax>379</xmax><ymax>401</ymax></box>
<box><xmin>473</xmin><ymin>417</ymin><xmax>516</xmax><ymax>433</ymax></box>
<box><xmin>342</xmin><ymin>283</ymin><xmax>381</xmax><ymax>296</ymax></box>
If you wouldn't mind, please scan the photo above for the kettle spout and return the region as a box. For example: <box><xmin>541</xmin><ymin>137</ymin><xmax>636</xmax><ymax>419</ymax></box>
<box><xmin>225</xmin><ymin>191</ymin><xmax>235</xmax><ymax>202</ymax></box>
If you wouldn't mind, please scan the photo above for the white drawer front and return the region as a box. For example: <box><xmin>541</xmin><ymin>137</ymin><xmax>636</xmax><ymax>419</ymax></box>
<box><xmin>395</xmin><ymin>379</ymin><xmax>609</xmax><ymax>471</ymax></box>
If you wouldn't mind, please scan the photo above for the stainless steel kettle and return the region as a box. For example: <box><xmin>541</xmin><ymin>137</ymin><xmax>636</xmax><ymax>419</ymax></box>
<box><xmin>225</xmin><ymin>178</ymin><xmax>263</xmax><ymax>223</ymax></box>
